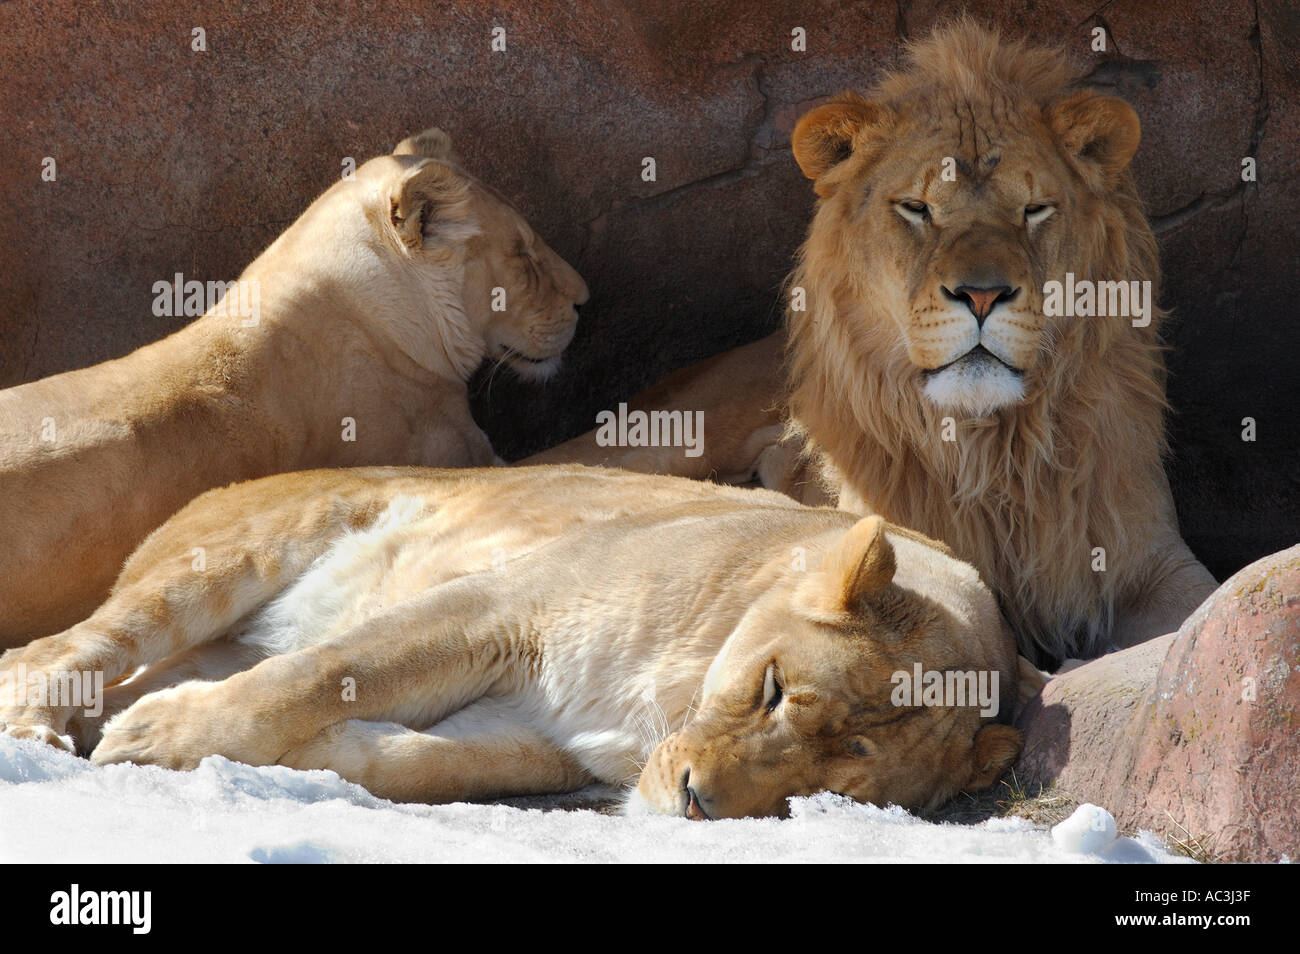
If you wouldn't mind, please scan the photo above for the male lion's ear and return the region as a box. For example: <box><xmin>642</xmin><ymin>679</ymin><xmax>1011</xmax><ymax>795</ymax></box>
<box><xmin>388</xmin><ymin>159</ymin><xmax>477</xmax><ymax>250</ymax></box>
<box><xmin>813</xmin><ymin>515</ymin><xmax>897</xmax><ymax>612</ymax></box>
<box><xmin>394</xmin><ymin>127</ymin><xmax>459</xmax><ymax>163</ymax></box>
<box><xmin>792</xmin><ymin>93</ymin><xmax>892</xmax><ymax>192</ymax></box>
<box><xmin>1049</xmin><ymin>91</ymin><xmax>1141</xmax><ymax>189</ymax></box>
<box><xmin>964</xmin><ymin>724</ymin><xmax>1023</xmax><ymax>792</ymax></box>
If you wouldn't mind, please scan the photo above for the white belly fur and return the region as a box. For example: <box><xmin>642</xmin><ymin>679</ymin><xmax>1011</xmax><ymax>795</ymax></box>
<box><xmin>235</xmin><ymin>494</ymin><xmax>430</xmax><ymax>657</ymax></box>
<box><xmin>230</xmin><ymin>493</ymin><xmax>715</xmax><ymax>784</ymax></box>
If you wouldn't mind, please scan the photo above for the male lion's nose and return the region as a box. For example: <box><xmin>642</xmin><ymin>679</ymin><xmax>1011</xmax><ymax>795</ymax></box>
<box><xmin>945</xmin><ymin>284</ymin><xmax>1017</xmax><ymax>325</ymax></box>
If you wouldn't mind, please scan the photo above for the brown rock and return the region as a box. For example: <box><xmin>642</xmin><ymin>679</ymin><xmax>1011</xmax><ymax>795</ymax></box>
<box><xmin>1018</xmin><ymin>544</ymin><xmax>1300</xmax><ymax>862</ymax></box>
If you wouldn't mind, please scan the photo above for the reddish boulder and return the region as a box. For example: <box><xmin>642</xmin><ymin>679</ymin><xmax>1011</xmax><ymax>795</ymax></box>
<box><xmin>1017</xmin><ymin>544</ymin><xmax>1300</xmax><ymax>862</ymax></box>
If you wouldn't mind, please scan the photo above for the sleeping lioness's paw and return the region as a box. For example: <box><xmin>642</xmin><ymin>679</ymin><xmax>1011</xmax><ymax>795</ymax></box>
<box><xmin>0</xmin><ymin>664</ymin><xmax>73</xmax><ymax>752</ymax></box>
<box><xmin>0</xmin><ymin>717</ymin><xmax>76</xmax><ymax>753</ymax></box>
<box><xmin>91</xmin><ymin>682</ymin><xmax>242</xmax><ymax>770</ymax></box>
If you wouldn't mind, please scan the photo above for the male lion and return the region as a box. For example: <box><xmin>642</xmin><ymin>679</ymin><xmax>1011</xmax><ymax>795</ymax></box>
<box><xmin>785</xmin><ymin>21</ymin><xmax>1218</xmax><ymax>665</ymax></box>
<box><xmin>0</xmin><ymin>128</ymin><xmax>587</xmax><ymax>648</ymax></box>
<box><xmin>546</xmin><ymin>21</ymin><xmax>1218</xmax><ymax>667</ymax></box>
<box><xmin>0</xmin><ymin>466</ymin><xmax>1021</xmax><ymax>818</ymax></box>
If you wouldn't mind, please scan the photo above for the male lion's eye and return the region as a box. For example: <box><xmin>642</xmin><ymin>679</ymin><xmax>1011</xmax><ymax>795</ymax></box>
<box><xmin>762</xmin><ymin>663</ymin><xmax>784</xmax><ymax>712</ymax></box>
<box><xmin>1024</xmin><ymin>203</ymin><xmax>1055</xmax><ymax>226</ymax></box>
<box><xmin>895</xmin><ymin>199</ymin><xmax>930</xmax><ymax>223</ymax></box>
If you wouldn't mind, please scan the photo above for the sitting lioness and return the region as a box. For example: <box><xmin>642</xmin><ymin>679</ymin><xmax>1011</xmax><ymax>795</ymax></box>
<box><xmin>0</xmin><ymin>128</ymin><xmax>587</xmax><ymax>647</ymax></box>
<box><xmin>0</xmin><ymin>466</ymin><xmax>1021</xmax><ymax>817</ymax></box>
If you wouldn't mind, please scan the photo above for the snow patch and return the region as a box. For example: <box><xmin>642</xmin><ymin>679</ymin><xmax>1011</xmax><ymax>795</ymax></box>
<box><xmin>0</xmin><ymin>736</ymin><xmax>1194</xmax><ymax>864</ymax></box>
<box><xmin>1051</xmin><ymin>803</ymin><xmax>1167</xmax><ymax>863</ymax></box>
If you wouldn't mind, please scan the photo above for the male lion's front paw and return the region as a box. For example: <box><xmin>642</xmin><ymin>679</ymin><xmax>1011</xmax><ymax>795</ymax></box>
<box><xmin>91</xmin><ymin>682</ymin><xmax>229</xmax><ymax>770</ymax></box>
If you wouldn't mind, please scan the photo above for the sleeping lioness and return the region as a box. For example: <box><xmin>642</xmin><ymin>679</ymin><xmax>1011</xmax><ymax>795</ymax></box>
<box><xmin>0</xmin><ymin>128</ymin><xmax>588</xmax><ymax>648</ymax></box>
<box><xmin>0</xmin><ymin>465</ymin><xmax>1021</xmax><ymax>817</ymax></box>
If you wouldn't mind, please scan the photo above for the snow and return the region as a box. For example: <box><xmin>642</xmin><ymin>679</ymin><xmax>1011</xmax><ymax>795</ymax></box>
<box><xmin>1049</xmin><ymin>803</ymin><xmax>1177</xmax><ymax>862</ymax></box>
<box><xmin>0</xmin><ymin>736</ymin><xmax>1192</xmax><ymax>864</ymax></box>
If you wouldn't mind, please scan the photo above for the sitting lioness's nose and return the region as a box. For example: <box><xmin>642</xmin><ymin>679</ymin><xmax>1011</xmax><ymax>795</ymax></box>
<box><xmin>944</xmin><ymin>284</ymin><xmax>1017</xmax><ymax>325</ymax></box>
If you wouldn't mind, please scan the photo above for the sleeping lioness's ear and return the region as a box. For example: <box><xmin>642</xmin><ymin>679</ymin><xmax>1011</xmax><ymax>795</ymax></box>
<box><xmin>394</xmin><ymin>127</ymin><xmax>459</xmax><ymax>163</ymax></box>
<box><xmin>806</xmin><ymin>515</ymin><xmax>897</xmax><ymax>614</ymax></box>
<box><xmin>388</xmin><ymin>159</ymin><xmax>478</xmax><ymax>250</ymax></box>
<box><xmin>792</xmin><ymin>93</ymin><xmax>893</xmax><ymax>194</ymax></box>
<box><xmin>1048</xmin><ymin>91</ymin><xmax>1141</xmax><ymax>189</ymax></box>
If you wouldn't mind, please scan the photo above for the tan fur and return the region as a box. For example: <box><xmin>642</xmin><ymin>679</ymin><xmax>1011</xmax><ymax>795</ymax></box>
<box><xmin>0</xmin><ymin>129</ymin><xmax>587</xmax><ymax>647</ymax></box>
<box><xmin>525</xmin><ymin>334</ymin><xmax>780</xmax><ymax>478</ymax></box>
<box><xmin>525</xmin><ymin>332</ymin><xmax>830</xmax><ymax>504</ymax></box>
<box><xmin>0</xmin><ymin>465</ymin><xmax>1019</xmax><ymax>817</ymax></box>
<box><xmin>784</xmin><ymin>20</ymin><xmax>1217</xmax><ymax>665</ymax></box>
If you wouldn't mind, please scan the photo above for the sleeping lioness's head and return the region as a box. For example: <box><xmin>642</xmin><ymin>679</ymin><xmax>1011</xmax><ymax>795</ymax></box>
<box><xmin>267</xmin><ymin>126</ymin><xmax>587</xmax><ymax>382</ymax></box>
<box><xmin>632</xmin><ymin>516</ymin><xmax>1022</xmax><ymax>819</ymax></box>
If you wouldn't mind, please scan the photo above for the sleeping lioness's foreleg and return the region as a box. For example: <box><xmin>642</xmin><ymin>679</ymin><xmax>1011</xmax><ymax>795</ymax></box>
<box><xmin>91</xmin><ymin>576</ymin><xmax>520</xmax><ymax>771</ymax></box>
<box><xmin>0</xmin><ymin>486</ymin><xmax>355</xmax><ymax>748</ymax></box>
<box><xmin>278</xmin><ymin>699</ymin><xmax>593</xmax><ymax>803</ymax></box>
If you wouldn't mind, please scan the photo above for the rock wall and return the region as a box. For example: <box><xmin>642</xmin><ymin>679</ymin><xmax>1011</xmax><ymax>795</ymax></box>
<box><xmin>0</xmin><ymin>0</ymin><xmax>1295</xmax><ymax>578</ymax></box>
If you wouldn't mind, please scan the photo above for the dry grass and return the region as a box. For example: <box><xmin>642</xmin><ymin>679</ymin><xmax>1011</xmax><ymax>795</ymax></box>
<box><xmin>1161</xmin><ymin>812</ymin><xmax>1222</xmax><ymax>864</ymax></box>
<box><xmin>931</xmin><ymin>772</ymin><xmax>1222</xmax><ymax>862</ymax></box>
<box><xmin>925</xmin><ymin>768</ymin><xmax>1080</xmax><ymax>827</ymax></box>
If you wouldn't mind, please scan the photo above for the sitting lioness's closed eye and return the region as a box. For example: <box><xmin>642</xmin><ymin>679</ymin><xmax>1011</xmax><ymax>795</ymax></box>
<box><xmin>0</xmin><ymin>466</ymin><xmax>1021</xmax><ymax>818</ymax></box>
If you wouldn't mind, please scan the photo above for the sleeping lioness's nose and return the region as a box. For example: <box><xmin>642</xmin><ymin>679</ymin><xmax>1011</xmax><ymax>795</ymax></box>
<box><xmin>680</xmin><ymin>766</ymin><xmax>713</xmax><ymax>820</ymax></box>
<box><xmin>685</xmin><ymin>786</ymin><xmax>711</xmax><ymax>821</ymax></box>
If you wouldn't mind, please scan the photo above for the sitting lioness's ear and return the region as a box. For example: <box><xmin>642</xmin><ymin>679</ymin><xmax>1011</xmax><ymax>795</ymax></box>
<box><xmin>394</xmin><ymin>127</ymin><xmax>459</xmax><ymax>163</ymax></box>
<box><xmin>964</xmin><ymin>724</ymin><xmax>1023</xmax><ymax>792</ymax></box>
<box><xmin>388</xmin><ymin>159</ymin><xmax>478</xmax><ymax>250</ymax></box>
<box><xmin>814</xmin><ymin>515</ymin><xmax>897</xmax><ymax>612</ymax></box>
<box><xmin>1048</xmin><ymin>91</ymin><xmax>1141</xmax><ymax>190</ymax></box>
<box><xmin>792</xmin><ymin>93</ymin><xmax>893</xmax><ymax>194</ymax></box>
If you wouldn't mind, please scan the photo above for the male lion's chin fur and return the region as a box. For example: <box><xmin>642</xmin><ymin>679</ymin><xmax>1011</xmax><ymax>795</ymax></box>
<box><xmin>921</xmin><ymin>359</ymin><xmax>1025</xmax><ymax>417</ymax></box>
